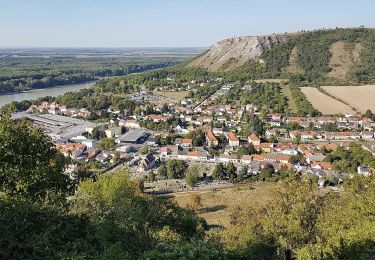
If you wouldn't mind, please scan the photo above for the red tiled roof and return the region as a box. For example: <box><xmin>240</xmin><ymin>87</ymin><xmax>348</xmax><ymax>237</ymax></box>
<box><xmin>312</xmin><ymin>160</ymin><xmax>332</xmax><ymax>170</ymax></box>
<box><xmin>182</xmin><ymin>138</ymin><xmax>193</xmax><ymax>144</ymax></box>
<box><xmin>251</xmin><ymin>154</ymin><xmax>264</xmax><ymax>161</ymax></box>
<box><xmin>227</xmin><ymin>132</ymin><xmax>239</xmax><ymax>142</ymax></box>
<box><xmin>207</xmin><ymin>130</ymin><xmax>218</xmax><ymax>142</ymax></box>
<box><xmin>187</xmin><ymin>150</ymin><xmax>199</xmax><ymax>157</ymax></box>
<box><xmin>248</xmin><ymin>133</ymin><xmax>260</xmax><ymax>141</ymax></box>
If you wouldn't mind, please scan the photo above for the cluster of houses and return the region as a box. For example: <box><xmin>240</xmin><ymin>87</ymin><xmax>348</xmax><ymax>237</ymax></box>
<box><xmin>287</xmin><ymin>115</ymin><xmax>375</xmax><ymax>131</ymax></box>
<box><xmin>27</xmin><ymin>102</ymin><xmax>92</xmax><ymax>118</ymax></box>
<box><xmin>158</xmin><ymin>129</ymin><xmax>373</xmax><ymax>180</ymax></box>
<box><xmin>22</xmin><ymin>93</ymin><xmax>375</xmax><ymax>183</ymax></box>
<box><xmin>289</xmin><ymin>130</ymin><xmax>375</xmax><ymax>141</ymax></box>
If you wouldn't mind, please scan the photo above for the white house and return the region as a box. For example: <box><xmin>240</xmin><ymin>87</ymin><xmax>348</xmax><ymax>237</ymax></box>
<box><xmin>357</xmin><ymin>166</ymin><xmax>371</xmax><ymax>176</ymax></box>
<box><xmin>82</xmin><ymin>139</ymin><xmax>97</xmax><ymax>149</ymax></box>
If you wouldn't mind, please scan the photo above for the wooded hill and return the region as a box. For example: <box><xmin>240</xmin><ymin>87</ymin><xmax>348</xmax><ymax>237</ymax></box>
<box><xmin>188</xmin><ymin>28</ymin><xmax>375</xmax><ymax>85</ymax></box>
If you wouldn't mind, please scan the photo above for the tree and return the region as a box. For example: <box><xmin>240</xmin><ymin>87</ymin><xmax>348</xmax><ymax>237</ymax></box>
<box><xmin>97</xmin><ymin>137</ymin><xmax>115</xmax><ymax>150</ymax></box>
<box><xmin>157</xmin><ymin>163</ymin><xmax>167</xmax><ymax>180</ymax></box>
<box><xmin>236</xmin><ymin>144</ymin><xmax>258</xmax><ymax>158</ymax></box>
<box><xmin>258</xmin><ymin>164</ymin><xmax>275</xmax><ymax>181</ymax></box>
<box><xmin>185</xmin><ymin>165</ymin><xmax>201</xmax><ymax>186</ymax></box>
<box><xmin>212</xmin><ymin>163</ymin><xmax>226</xmax><ymax>180</ymax></box>
<box><xmin>240</xmin><ymin>124</ymin><xmax>252</xmax><ymax>138</ymax></box>
<box><xmin>249</xmin><ymin>116</ymin><xmax>264</xmax><ymax>136</ymax></box>
<box><xmin>307</xmin><ymin>122</ymin><xmax>314</xmax><ymax>130</ymax></box>
<box><xmin>226</xmin><ymin>162</ymin><xmax>237</xmax><ymax>183</ymax></box>
<box><xmin>140</xmin><ymin>146</ymin><xmax>149</xmax><ymax>155</ymax></box>
<box><xmin>303</xmin><ymin>176</ymin><xmax>375</xmax><ymax>259</ymax></box>
<box><xmin>290</xmin><ymin>154</ymin><xmax>303</xmax><ymax>164</ymax></box>
<box><xmin>167</xmin><ymin>160</ymin><xmax>187</xmax><ymax>179</ymax></box>
<box><xmin>186</xmin><ymin>129</ymin><xmax>206</xmax><ymax>146</ymax></box>
<box><xmin>142</xmin><ymin>239</ymin><xmax>226</xmax><ymax>259</ymax></box>
<box><xmin>0</xmin><ymin>114</ymin><xmax>69</xmax><ymax>202</ymax></box>
<box><xmin>364</xmin><ymin>109</ymin><xmax>375</xmax><ymax>120</ymax></box>
<box><xmin>71</xmin><ymin>170</ymin><xmax>206</xmax><ymax>257</ymax></box>
<box><xmin>0</xmin><ymin>195</ymin><xmax>94</xmax><ymax>259</ymax></box>
<box><xmin>237</xmin><ymin>167</ymin><xmax>247</xmax><ymax>182</ymax></box>
<box><xmin>148</xmin><ymin>170</ymin><xmax>155</xmax><ymax>182</ymax></box>
<box><xmin>225</xmin><ymin>174</ymin><xmax>325</xmax><ymax>259</ymax></box>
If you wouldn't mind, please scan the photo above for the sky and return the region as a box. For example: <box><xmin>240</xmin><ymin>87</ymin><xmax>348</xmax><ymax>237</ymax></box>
<box><xmin>0</xmin><ymin>0</ymin><xmax>374</xmax><ymax>48</ymax></box>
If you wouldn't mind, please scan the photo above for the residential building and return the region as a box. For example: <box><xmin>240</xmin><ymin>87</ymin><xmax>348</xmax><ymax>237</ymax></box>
<box><xmin>248</xmin><ymin>133</ymin><xmax>260</xmax><ymax>146</ymax></box>
<box><xmin>206</xmin><ymin>130</ymin><xmax>219</xmax><ymax>146</ymax></box>
<box><xmin>227</xmin><ymin>132</ymin><xmax>240</xmax><ymax>146</ymax></box>
<box><xmin>139</xmin><ymin>154</ymin><xmax>156</xmax><ymax>171</ymax></box>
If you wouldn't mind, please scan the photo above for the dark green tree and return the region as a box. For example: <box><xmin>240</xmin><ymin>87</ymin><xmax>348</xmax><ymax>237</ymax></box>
<box><xmin>0</xmin><ymin>114</ymin><xmax>69</xmax><ymax>202</ymax></box>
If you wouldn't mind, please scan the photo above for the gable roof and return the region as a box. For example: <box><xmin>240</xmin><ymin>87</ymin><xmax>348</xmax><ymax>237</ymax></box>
<box><xmin>227</xmin><ymin>132</ymin><xmax>239</xmax><ymax>142</ymax></box>
<box><xmin>206</xmin><ymin>130</ymin><xmax>218</xmax><ymax>142</ymax></box>
<box><xmin>248</xmin><ymin>133</ymin><xmax>260</xmax><ymax>142</ymax></box>
<box><xmin>311</xmin><ymin>160</ymin><xmax>332</xmax><ymax>170</ymax></box>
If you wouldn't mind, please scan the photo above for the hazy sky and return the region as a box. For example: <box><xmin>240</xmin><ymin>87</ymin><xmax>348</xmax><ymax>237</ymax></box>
<box><xmin>0</xmin><ymin>0</ymin><xmax>374</xmax><ymax>47</ymax></box>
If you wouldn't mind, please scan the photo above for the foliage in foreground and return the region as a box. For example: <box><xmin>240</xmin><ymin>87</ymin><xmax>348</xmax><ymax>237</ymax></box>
<box><xmin>1</xmin><ymin>115</ymin><xmax>375</xmax><ymax>259</ymax></box>
<box><xmin>221</xmin><ymin>174</ymin><xmax>375</xmax><ymax>259</ymax></box>
<box><xmin>0</xmin><ymin>170</ymin><xmax>207</xmax><ymax>259</ymax></box>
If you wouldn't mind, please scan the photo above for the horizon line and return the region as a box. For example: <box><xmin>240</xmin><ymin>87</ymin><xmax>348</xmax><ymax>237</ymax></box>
<box><xmin>0</xmin><ymin>46</ymin><xmax>208</xmax><ymax>49</ymax></box>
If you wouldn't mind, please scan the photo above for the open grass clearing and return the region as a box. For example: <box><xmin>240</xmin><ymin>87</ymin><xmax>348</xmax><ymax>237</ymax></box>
<box><xmin>281</xmin><ymin>84</ymin><xmax>297</xmax><ymax>113</ymax></box>
<box><xmin>286</xmin><ymin>46</ymin><xmax>304</xmax><ymax>74</ymax></box>
<box><xmin>328</xmin><ymin>41</ymin><xmax>354</xmax><ymax>80</ymax></box>
<box><xmin>155</xmin><ymin>90</ymin><xmax>190</xmax><ymax>100</ymax></box>
<box><xmin>149</xmin><ymin>90</ymin><xmax>190</xmax><ymax>105</ymax></box>
<box><xmin>169</xmin><ymin>182</ymin><xmax>278</xmax><ymax>229</ymax></box>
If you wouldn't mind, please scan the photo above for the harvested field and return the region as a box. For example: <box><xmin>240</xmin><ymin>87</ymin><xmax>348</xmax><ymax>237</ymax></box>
<box><xmin>301</xmin><ymin>87</ymin><xmax>354</xmax><ymax>114</ymax></box>
<box><xmin>169</xmin><ymin>182</ymin><xmax>277</xmax><ymax>229</ymax></box>
<box><xmin>322</xmin><ymin>85</ymin><xmax>375</xmax><ymax>113</ymax></box>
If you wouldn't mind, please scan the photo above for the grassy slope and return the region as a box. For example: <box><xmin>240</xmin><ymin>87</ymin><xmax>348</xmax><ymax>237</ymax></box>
<box><xmin>281</xmin><ymin>84</ymin><xmax>298</xmax><ymax>113</ymax></box>
<box><xmin>328</xmin><ymin>41</ymin><xmax>354</xmax><ymax>80</ymax></box>
<box><xmin>170</xmin><ymin>182</ymin><xmax>278</xmax><ymax>229</ymax></box>
<box><xmin>285</xmin><ymin>46</ymin><xmax>304</xmax><ymax>74</ymax></box>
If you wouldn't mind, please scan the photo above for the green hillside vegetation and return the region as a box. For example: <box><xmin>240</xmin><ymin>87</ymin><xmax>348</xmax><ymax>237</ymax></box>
<box><xmin>187</xmin><ymin>28</ymin><xmax>375</xmax><ymax>86</ymax></box>
<box><xmin>213</xmin><ymin>83</ymin><xmax>288</xmax><ymax>113</ymax></box>
<box><xmin>233</xmin><ymin>28</ymin><xmax>375</xmax><ymax>85</ymax></box>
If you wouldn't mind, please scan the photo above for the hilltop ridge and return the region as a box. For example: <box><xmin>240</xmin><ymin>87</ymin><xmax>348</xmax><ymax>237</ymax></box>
<box><xmin>187</xmin><ymin>34</ymin><xmax>287</xmax><ymax>71</ymax></box>
<box><xmin>187</xmin><ymin>28</ymin><xmax>375</xmax><ymax>84</ymax></box>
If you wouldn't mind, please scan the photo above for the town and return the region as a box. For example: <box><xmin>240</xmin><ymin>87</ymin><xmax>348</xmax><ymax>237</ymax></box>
<box><xmin>2</xmin><ymin>1</ymin><xmax>375</xmax><ymax>257</ymax></box>
<box><xmin>13</xmin><ymin>79</ymin><xmax>375</xmax><ymax>193</ymax></box>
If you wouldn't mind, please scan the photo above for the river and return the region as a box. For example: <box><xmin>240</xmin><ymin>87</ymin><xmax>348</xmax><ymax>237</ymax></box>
<box><xmin>0</xmin><ymin>81</ymin><xmax>97</xmax><ymax>107</ymax></box>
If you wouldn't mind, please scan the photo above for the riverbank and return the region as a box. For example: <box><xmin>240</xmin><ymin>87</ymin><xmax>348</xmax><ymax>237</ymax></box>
<box><xmin>0</xmin><ymin>80</ymin><xmax>98</xmax><ymax>96</ymax></box>
<box><xmin>0</xmin><ymin>81</ymin><xmax>97</xmax><ymax>107</ymax></box>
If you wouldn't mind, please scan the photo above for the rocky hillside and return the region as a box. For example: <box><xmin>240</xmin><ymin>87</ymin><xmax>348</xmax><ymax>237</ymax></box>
<box><xmin>187</xmin><ymin>28</ymin><xmax>375</xmax><ymax>84</ymax></box>
<box><xmin>188</xmin><ymin>35</ymin><xmax>288</xmax><ymax>71</ymax></box>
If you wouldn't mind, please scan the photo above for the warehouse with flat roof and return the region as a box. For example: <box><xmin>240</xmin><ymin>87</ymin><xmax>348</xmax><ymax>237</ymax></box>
<box><xmin>12</xmin><ymin>112</ymin><xmax>99</xmax><ymax>139</ymax></box>
<box><xmin>115</xmin><ymin>130</ymin><xmax>147</xmax><ymax>144</ymax></box>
